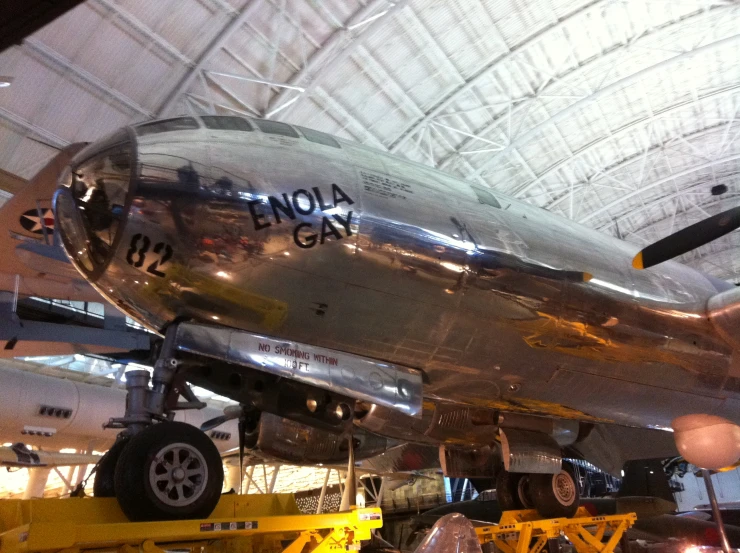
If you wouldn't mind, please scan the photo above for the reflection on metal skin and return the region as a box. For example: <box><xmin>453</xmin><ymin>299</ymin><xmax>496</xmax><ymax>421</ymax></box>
<box><xmin>356</xmin><ymin>403</ymin><xmax>439</xmax><ymax>444</ymax></box>
<box><xmin>500</xmin><ymin>413</ymin><xmax>580</xmax><ymax>447</ymax></box>
<box><xmin>551</xmin><ymin>419</ymin><xmax>580</xmax><ymax>447</ymax></box>
<box><xmin>413</xmin><ymin>513</ymin><xmax>482</xmax><ymax>553</ymax></box>
<box><xmin>500</xmin><ymin>428</ymin><xmax>562</xmax><ymax>474</ymax></box>
<box><xmin>426</xmin><ymin>405</ymin><xmax>498</xmax><ymax>444</ymax></box>
<box><xmin>175</xmin><ymin>322</ymin><xmax>423</xmax><ymax>416</ymax></box>
<box><xmin>356</xmin><ymin>442</ymin><xmax>441</xmax><ymax>475</ymax></box>
<box><xmin>439</xmin><ymin>444</ymin><xmax>498</xmax><ymax>478</ymax></box>
<box><xmin>249</xmin><ymin>412</ymin><xmax>392</xmax><ymax>465</ymax></box>
<box><xmin>708</xmin><ymin>287</ymin><xmax>740</xmax><ymax>350</ymax></box>
<box><xmin>356</xmin><ymin>403</ymin><xmax>499</xmax><ymax>446</ymax></box>
<box><xmin>54</xmin><ymin>116</ymin><xmax>740</xmax><ymax>432</ymax></box>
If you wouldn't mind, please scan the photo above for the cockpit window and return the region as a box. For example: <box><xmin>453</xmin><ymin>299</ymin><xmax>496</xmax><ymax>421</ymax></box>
<box><xmin>470</xmin><ymin>184</ymin><xmax>501</xmax><ymax>209</ymax></box>
<box><xmin>135</xmin><ymin>117</ymin><xmax>199</xmax><ymax>137</ymax></box>
<box><xmin>201</xmin><ymin>116</ymin><xmax>253</xmax><ymax>131</ymax></box>
<box><xmin>254</xmin><ymin>119</ymin><xmax>299</xmax><ymax>138</ymax></box>
<box><xmin>297</xmin><ymin>126</ymin><xmax>341</xmax><ymax>148</ymax></box>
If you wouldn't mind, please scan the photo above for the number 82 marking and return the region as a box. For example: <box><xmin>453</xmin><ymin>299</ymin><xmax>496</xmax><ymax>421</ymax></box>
<box><xmin>126</xmin><ymin>234</ymin><xmax>173</xmax><ymax>277</ymax></box>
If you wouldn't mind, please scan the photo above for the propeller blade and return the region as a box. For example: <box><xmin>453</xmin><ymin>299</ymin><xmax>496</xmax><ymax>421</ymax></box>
<box><xmin>632</xmin><ymin>206</ymin><xmax>740</xmax><ymax>269</ymax></box>
<box><xmin>238</xmin><ymin>417</ymin><xmax>245</xmax><ymax>495</ymax></box>
<box><xmin>200</xmin><ymin>414</ymin><xmax>231</xmax><ymax>432</ymax></box>
<box><xmin>340</xmin><ymin>434</ymin><xmax>357</xmax><ymax>511</ymax></box>
<box><xmin>200</xmin><ymin>404</ymin><xmax>242</xmax><ymax>432</ymax></box>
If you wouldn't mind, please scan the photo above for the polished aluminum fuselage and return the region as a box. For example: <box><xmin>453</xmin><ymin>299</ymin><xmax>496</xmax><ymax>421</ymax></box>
<box><xmin>63</xmin><ymin>121</ymin><xmax>740</xmax><ymax>431</ymax></box>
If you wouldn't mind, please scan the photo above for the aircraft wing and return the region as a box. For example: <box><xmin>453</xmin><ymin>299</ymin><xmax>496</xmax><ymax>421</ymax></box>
<box><xmin>0</xmin><ymin>146</ymin><xmax>149</xmax><ymax>357</ymax></box>
<box><xmin>0</xmin><ymin>143</ymin><xmax>101</xmax><ymax>302</ymax></box>
<box><xmin>0</xmin><ymin>443</ymin><xmax>99</xmax><ymax>468</ymax></box>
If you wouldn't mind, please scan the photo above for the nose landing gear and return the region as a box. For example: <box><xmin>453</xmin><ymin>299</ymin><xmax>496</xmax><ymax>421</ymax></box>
<box><xmin>93</xmin><ymin>325</ymin><xmax>224</xmax><ymax>521</ymax></box>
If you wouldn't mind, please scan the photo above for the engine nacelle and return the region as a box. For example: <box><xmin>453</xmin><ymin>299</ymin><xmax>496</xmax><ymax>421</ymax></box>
<box><xmin>672</xmin><ymin>414</ymin><xmax>740</xmax><ymax>469</ymax></box>
<box><xmin>708</xmin><ymin>287</ymin><xmax>740</xmax><ymax>350</ymax></box>
<box><xmin>355</xmin><ymin>403</ymin><xmax>499</xmax><ymax>445</ymax></box>
<box><xmin>500</xmin><ymin>428</ymin><xmax>562</xmax><ymax>474</ymax></box>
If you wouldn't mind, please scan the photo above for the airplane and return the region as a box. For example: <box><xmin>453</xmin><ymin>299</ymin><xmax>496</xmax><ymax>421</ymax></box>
<box><xmin>6</xmin><ymin>111</ymin><xmax>738</xmax><ymax>522</ymax></box>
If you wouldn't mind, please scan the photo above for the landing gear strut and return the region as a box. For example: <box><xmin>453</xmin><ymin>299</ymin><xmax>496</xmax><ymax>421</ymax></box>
<box><xmin>94</xmin><ymin>325</ymin><xmax>224</xmax><ymax>521</ymax></box>
<box><xmin>497</xmin><ymin>462</ymin><xmax>580</xmax><ymax>519</ymax></box>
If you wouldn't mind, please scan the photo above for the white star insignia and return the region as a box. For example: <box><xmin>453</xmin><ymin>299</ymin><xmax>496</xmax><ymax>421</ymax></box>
<box><xmin>21</xmin><ymin>209</ymin><xmax>55</xmax><ymax>233</ymax></box>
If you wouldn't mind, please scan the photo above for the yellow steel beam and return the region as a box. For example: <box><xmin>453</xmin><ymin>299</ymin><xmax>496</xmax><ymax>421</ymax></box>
<box><xmin>0</xmin><ymin>494</ymin><xmax>382</xmax><ymax>553</ymax></box>
<box><xmin>281</xmin><ymin>531</ymin><xmax>313</xmax><ymax>553</ymax></box>
<box><xmin>476</xmin><ymin>508</ymin><xmax>636</xmax><ymax>553</ymax></box>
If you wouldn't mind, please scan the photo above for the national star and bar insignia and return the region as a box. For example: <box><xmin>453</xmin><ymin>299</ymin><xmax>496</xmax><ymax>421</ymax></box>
<box><xmin>20</xmin><ymin>208</ymin><xmax>55</xmax><ymax>234</ymax></box>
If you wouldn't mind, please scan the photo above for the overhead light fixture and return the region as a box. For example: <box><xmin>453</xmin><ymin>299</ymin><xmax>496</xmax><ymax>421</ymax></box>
<box><xmin>0</xmin><ymin>76</ymin><xmax>13</xmax><ymax>88</ymax></box>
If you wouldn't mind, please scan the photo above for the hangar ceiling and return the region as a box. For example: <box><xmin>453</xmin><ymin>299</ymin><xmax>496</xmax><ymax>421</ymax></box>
<box><xmin>1</xmin><ymin>0</ymin><xmax>740</xmax><ymax>280</ymax></box>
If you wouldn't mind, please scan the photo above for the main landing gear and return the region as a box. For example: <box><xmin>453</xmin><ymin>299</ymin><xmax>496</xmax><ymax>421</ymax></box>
<box><xmin>496</xmin><ymin>462</ymin><xmax>580</xmax><ymax>519</ymax></box>
<box><xmin>93</xmin><ymin>327</ymin><xmax>225</xmax><ymax>521</ymax></box>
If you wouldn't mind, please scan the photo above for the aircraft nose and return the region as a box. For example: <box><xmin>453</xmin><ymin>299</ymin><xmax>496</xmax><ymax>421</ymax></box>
<box><xmin>54</xmin><ymin>128</ymin><xmax>133</xmax><ymax>279</ymax></box>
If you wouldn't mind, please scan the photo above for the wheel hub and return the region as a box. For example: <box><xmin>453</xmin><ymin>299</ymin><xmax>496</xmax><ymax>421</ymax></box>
<box><xmin>149</xmin><ymin>442</ymin><xmax>209</xmax><ymax>507</ymax></box>
<box><xmin>552</xmin><ymin>471</ymin><xmax>576</xmax><ymax>505</ymax></box>
<box><xmin>517</xmin><ymin>475</ymin><xmax>533</xmax><ymax>508</ymax></box>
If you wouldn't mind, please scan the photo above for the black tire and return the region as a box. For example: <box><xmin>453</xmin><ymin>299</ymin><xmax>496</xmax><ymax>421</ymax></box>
<box><xmin>496</xmin><ymin>470</ymin><xmax>533</xmax><ymax>511</ymax></box>
<box><xmin>516</xmin><ymin>474</ymin><xmax>535</xmax><ymax>509</ymax></box>
<box><xmin>93</xmin><ymin>437</ymin><xmax>129</xmax><ymax>497</ymax></box>
<box><xmin>529</xmin><ymin>463</ymin><xmax>580</xmax><ymax>519</ymax></box>
<box><xmin>114</xmin><ymin>421</ymin><xmax>224</xmax><ymax>521</ymax></box>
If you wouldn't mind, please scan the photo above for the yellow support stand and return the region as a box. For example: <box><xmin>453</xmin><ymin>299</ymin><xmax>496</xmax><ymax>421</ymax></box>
<box><xmin>475</xmin><ymin>507</ymin><xmax>636</xmax><ymax>553</ymax></box>
<box><xmin>0</xmin><ymin>494</ymin><xmax>382</xmax><ymax>553</ymax></box>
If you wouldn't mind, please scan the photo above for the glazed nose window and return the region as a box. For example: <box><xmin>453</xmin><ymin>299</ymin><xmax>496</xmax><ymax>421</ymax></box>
<box><xmin>57</xmin><ymin>129</ymin><xmax>132</xmax><ymax>275</ymax></box>
<box><xmin>54</xmin><ymin>188</ymin><xmax>95</xmax><ymax>273</ymax></box>
<box><xmin>70</xmin><ymin>145</ymin><xmax>131</xmax><ymax>266</ymax></box>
